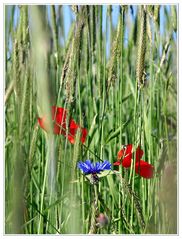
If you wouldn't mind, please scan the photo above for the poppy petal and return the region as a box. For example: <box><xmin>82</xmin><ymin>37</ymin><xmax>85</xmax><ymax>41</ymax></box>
<box><xmin>117</xmin><ymin>149</ymin><xmax>124</xmax><ymax>159</ymax></box>
<box><xmin>113</xmin><ymin>161</ymin><xmax>121</xmax><ymax>166</ymax></box>
<box><xmin>122</xmin><ymin>154</ymin><xmax>132</xmax><ymax>168</ymax></box>
<box><xmin>67</xmin><ymin>134</ymin><xmax>75</xmax><ymax>144</ymax></box>
<box><xmin>125</xmin><ymin>144</ymin><xmax>133</xmax><ymax>155</ymax></box>
<box><xmin>81</xmin><ymin>128</ymin><xmax>87</xmax><ymax>144</ymax></box>
<box><xmin>68</xmin><ymin>119</ymin><xmax>80</xmax><ymax>144</ymax></box>
<box><xmin>135</xmin><ymin>146</ymin><xmax>144</xmax><ymax>162</ymax></box>
<box><xmin>38</xmin><ymin>117</ymin><xmax>49</xmax><ymax>132</ymax></box>
<box><xmin>53</xmin><ymin>123</ymin><xmax>61</xmax><ymax>134</ymax></box>
<box><xmin>52</xmin><ymin>105</ymin><xmax>67</xmax><ymax>116</ymax></box>
<box><xmin>117</xmin><ymin>144</ymin><xmax>132</xmax><ymax>159</ymax></box>
<box><xmin>52</xmin><ymin>106</ymin><xmax>67</xmax><ymax>130</ymax></box>
<box><xmin>69</xmin><ymin>119</ymin><xmax>87</xmax><ymax>144</ymax></box>
<box><xmin>135</xmin><ymin>160</ymin><xmax>154</xmax><ymax>179</ymax></box>
<box><xmin>69</xmin><ymin>118</ymin><xmax>79</xmax><ymax>131</ymax></box>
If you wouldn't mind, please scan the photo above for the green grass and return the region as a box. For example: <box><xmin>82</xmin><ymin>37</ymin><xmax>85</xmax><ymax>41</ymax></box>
<box><xmin>5</xmin><ymin>5</ymin><xmax>177</xmax><ymax>234</ymax></box>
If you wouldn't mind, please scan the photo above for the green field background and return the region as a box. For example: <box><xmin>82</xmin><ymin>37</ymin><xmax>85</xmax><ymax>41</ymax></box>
<box><xmin>5</xmin><ymin>5</ymin><xmax>177</xmax><ymax>234</ymax></box>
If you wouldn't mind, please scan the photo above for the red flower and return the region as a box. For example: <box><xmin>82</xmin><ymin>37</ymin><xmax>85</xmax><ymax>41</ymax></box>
<box><xmin>135</xmin><ymin>160</ymin><xmax>154</xmax><ymax>179</ymax></box>
<box><xmin>114</xmin><ymin>144</ymin><xmax>154</xmax><ymax>179</ymax></box>
<box><xmin>38</xmin><ymin>106</ymin><xmax>87</xmax><ymax>144</ymax></box>
<box><xmin>68</xmin><ymin>118</ymin><xmax>88</xmax><ymax>144</ymax></box>
<box><xmin>114</xmin><ymin>144</ymin><xmax>133</xmax><ymax>167</ymax></box>
<box><xmin>38</xmin><ymin>106</ymin><xmax>67</xmax><ymax>135</ymax></box>
<box><xmin>114</xmin><ymin>144</ymin><xmax>143</xmax><ymax>167</ymax></box>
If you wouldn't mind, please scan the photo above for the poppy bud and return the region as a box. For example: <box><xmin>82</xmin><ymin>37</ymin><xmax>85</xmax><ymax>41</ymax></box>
<box><xmin>96</xmin><ymin>213</ymin><xmax>109</xmax><ymax>228</ymax></box>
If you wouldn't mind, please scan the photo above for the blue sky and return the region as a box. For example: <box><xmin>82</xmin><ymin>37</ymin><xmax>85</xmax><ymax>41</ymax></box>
<box><xmin>8</xmin><ymin>5</ymin><xmax>172</xmax><ymax>38</ymax></box>
<box><xmin>50</xmin><ymin>5</ymin><xmax>170</xmax><ymax>58</ymax></box>
<box><xmin>6</xmin><ymin>5</ymin><xmax>177</xmax><ymax>59</ymax></box>
<box><xmin>55</xmin><ymin>5</ymin><xmax>135</xmax><ymax>57</ymax></box>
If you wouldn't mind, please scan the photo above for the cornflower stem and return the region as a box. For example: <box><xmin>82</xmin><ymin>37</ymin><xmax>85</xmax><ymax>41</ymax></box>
<box><xmin>89</xmin><ymin>184</ymin><xmax>98</xmax><ymax>234</ymax></box>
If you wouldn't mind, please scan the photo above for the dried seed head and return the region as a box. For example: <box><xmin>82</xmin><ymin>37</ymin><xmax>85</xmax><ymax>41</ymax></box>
<box><xmin>171</xmin><ymin>6</ymin><xmax>177</xmax><ymax>32</ymax></box>
<box><xmin>64</xmin><ymin>7</ymin><xmax>86</xmax><ymax>103</ymax></box>
<box><xmin>71</xmin><ymin>5</ymin><xmax>79</xmax><ymax>15</ymax></box>
<box><xmin>136</xmin><ymin>6</ymin><xmax>147</xmax><ymax>88</ymax></box>
<box><xmin>154</xmin><ymin>5</ymin><xmax>160</xmax><ymax>24</ymax></box>
<box><xmin>107</xmin><ymin>7</ymin><xmax>124</xmax><ymax>89</ymax></box>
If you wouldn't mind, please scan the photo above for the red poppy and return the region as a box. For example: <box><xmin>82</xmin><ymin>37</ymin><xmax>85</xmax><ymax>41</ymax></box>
<box><xmin>135</xmin><ymin>160</ymin><xmax>154</xmax><ymax>179</ymax></box>
<box><xmin>113</xmin><ymin>144</ymin><xmax>154</xmax><ymax>179</ymax></box>
<box><xmin>114</xmin><ymin>144</ymin><xmax>133</xmax><ymax>167</ymax></box>
<box><xmin>38</xmin><ymin>106</ymin><xmax>87</xmax><ymax>144</ymax></box>
<box><xmin>114</xmin><ymin>144</ymin><xmax>143</xmax><ymax>167</ymax></box>
<box><xmin>68</xmin><ymin>118</ymin><xmax>88</xmax><ymax>144</ymax></box>
<box><xmin>38</xmin><ymin>106</ymin><xmax>67</xmax><ymax>135</ymax></box>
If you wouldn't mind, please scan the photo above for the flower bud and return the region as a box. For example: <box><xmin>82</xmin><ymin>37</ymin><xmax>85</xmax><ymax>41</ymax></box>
<box><xmin>96</xmin><ymin>213</ymin><xmax>109</xmax><ymax>228</ymax></box>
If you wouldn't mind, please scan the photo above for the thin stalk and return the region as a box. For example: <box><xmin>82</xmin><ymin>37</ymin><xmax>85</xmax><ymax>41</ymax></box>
<box><xmin>89</xmin><ymin>184</ymin><xmax>98</xmax><ymax>234</ymax></box>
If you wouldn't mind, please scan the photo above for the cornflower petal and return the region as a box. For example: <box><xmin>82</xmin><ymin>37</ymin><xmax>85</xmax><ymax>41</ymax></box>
<box><xmin>77</xmin><ymin>160</ymin><xmax>111</xmax><ymax>175</ymax></box>
<box><xmin>84</xmin><ymin>159</ymin><xmax>93</xmax><ymax>169</ymax></box>
<box><xmin>95</xmin><ymin>162</ymin><xmax>101</xmax><ymax>171</ymax></box>
<box><xmin>77</xmin><ymin>160</ymin><xmax>92</xmax><ymax>174</ymax></box>
<box><xmin>100</xmin><ymin>161</ymin><xmax>112</xmax><ymax>170</ymax></box>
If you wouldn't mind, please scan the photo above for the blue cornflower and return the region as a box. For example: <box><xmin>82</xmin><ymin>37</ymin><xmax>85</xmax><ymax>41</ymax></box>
<box><xmin>77</xmin><ymin>159</ymin><xmax>111</xmax><ymax>175</ymax></box>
